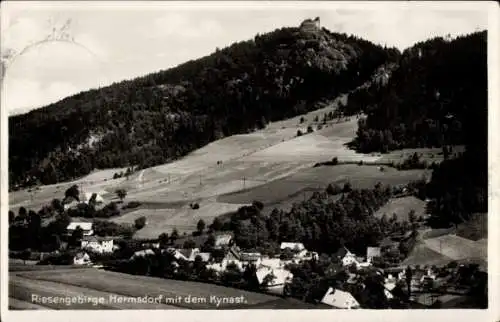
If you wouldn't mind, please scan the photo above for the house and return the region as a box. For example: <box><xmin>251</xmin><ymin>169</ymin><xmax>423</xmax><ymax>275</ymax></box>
<box><xmin>130</xmin><ymin>249</ymin><xmax>155</xmax><ymax>260</ymax></box>
<box><xmin>141</xmin><ymin>242</ymin><xmax>160</xmax><ymax>249</ymax></box>
<box><xmin>260</xmin><ymin>257</ymin><xmax>282</xmax><ymax>269</ymax></box>
<box><xmin>320</xmin><ymin>287</ymin><xmax>360</xmax><ymax>309</ymax></box>
<box><xmin>73</xmin><ymin>252</ymin><xmax>91</xmax><ymax>265</ymax></box>
<box><xmin>81</xmin><ymin>236</ymin><xmax>115</xmax><ymax>253</ymax></box>
<box><xmin>240</xmin><ymin>252</ymin><xmax>262</xmax><ymax>266</ymax></box>
<box><xmin>206</xmin><ymin>258</ymin><xmax>244</xmax><ymax>274</ymax></box>
<box><xmin>197</xmin><ymin>252</ymin><xmax>212</xmax><ymax>262</ymax></box>
<box><xmin>384</xmin><ymin>288</ymin><xmax>394</xmax><ymax>300</ymax></box>
<box><xmin>63</xmin><ymin>198</ymin><xmax>80</xmax><ymax>210</ymax></box>
<box><xmin>366</xmin><ymin>247</ymin><xmax>381</xmax><ymax>262</ymax></box>
<box><xmin>67</xmin><ymin>222</ymin><xmax>94</xmax><ymax>236</ymax></box>
<box><xmin>280</xmin><ymin>242</ymin><xmax>305</xmax><ymax>252</ymax></box>
<box><xmin>81</xmin><ymin>192</ymin><xmax>104</xmax><ymax>205</ymax></box>
<box><xmin>334</xmin><ymin>247</ymin><xmax>360</xmax><ymax>267</ymax></box>
<box><xmin>214</xmin><ymin>233</ymin><xmax>233</xmax><ymax>248</ymax></box>
<box><xmin>256</xmin><ymin>266</ymin><xmax>293</xmax><ymax>295</ymax></box>
<box><xmin>384</xmin><ymin>274</ymin><xmax>398</xmax><ymax>291</ymax></box>
<box><xmin>178</xmin><ymin>248</ymin><xmax>201</xmax><ymax>261</ymax></box>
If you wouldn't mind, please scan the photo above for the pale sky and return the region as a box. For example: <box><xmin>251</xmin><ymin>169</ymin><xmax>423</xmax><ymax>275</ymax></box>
<box><xmin>0</xmin><ymin>1</ymin><xmax>490</xmax><ymax>115</ymax></box>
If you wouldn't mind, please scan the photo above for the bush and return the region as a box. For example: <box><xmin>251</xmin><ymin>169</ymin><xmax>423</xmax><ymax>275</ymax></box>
<box><xmin>307</xmin><ymin>125</ymin><xmax>314</xmax><ymax>133</ymax></box>
<box><xmin>252</xmin><ymin>200</ymin><xmax>264</xmax><ymax>211</ymax></box>
<box><xmin>190</xmin><ymin>203</ymin><xmax>200</xmax><ymax>210</ymax></box>
<box><xmin>125</xmin><ymin>201</ymin><xmax>142</xmax><ymax>209</ymax></box>
<box><xmin>134</xmin><ymin>216</ymin><xmax>147</xmax><ymax>230</ymax></box>
<box><xmin>297</xmin><ymin>130</ymin><xmax>303</xmax><ymax>137</ymax></box>
<box><xmin>331</xmin><ymin>157</ymin><xmax>338</xmax><ymax>165</ymax></box>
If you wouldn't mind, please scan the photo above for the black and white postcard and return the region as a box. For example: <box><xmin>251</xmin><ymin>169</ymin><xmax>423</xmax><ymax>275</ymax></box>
<box><xmin>1</xmin><ymin>1</ymin><xmax>498</xmax><ymax>322</ymax></box>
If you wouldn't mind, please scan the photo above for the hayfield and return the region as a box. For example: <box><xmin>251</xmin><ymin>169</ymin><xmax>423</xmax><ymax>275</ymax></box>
<box><xmin>422</xmin><ymin>235</ymin><xmax>487</xmax><ymax>261</ymax></box>
<box><xmin>10</xmin><ymin>274</ymin><xmax>173</xmax><ymax>310</ymax></box>
<box><xmin>402</xmin><ymin>233</ymin><xmax>488</xmax><ymax>268</ymax></box>
<box><xmin>10</xmin><ymin>268</ymin><xmax>278</xmax><ymax>309</ymax></box>
<box><xmin>218</xmin><ymin>164</ymin><xmax>430</xmax><ymax>206</ymax></box>
<box><xmin>374</xmin><ymin>196</ymin><xmax>427</xmax><ymax>222</ymax></box>
<box><xmin>112</xmin><ymin>198</ymin><xmax>246</xmax><ymax>238</ymax></box>
<box><xmin>377</xmin><ymin>145</ymin><xmax>466</xmax><ymax>164</ymax></box>
<box><xmin>401</xmin><ymin>243</ymin><xmax>453</xmax><ymax>267</ymax></box>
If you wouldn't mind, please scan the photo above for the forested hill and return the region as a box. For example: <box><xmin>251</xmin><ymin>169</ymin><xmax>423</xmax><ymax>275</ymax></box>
<box><xmin>343</xmin><ymin>31</ymin><xmax>487</xmax><ymax>154</ymax></box>
<box><xmin>9</xmin><ymin>21</ymin><xmax>400</xmax><ymax>188</ymax></box>
<box><xmin>342</xmin><ymin>31</ymin><xmax>488</xmax><ymax>225</ymax></box>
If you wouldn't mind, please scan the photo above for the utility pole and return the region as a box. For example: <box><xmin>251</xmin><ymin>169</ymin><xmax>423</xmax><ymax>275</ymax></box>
<box><xmin>242</xmin><ymin>177</ymin><xmax>246</xmax><ymax>190</ymax></box>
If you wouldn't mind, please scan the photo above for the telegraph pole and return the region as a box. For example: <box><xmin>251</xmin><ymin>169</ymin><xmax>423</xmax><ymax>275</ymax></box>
<box><xmin>242</xmin><ymin>177</ymin><xmax>246</xmax><ymax>190</ymax></box>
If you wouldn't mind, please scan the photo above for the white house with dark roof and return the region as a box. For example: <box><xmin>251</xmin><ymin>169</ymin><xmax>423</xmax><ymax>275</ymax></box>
<box><xmin>81</xmin><ymin>236</ymin><xmax>115</xmax><ymax>253</ymax></box>
<box><xmin>129</xmin><ymin>249</ymin><xmax>155</xmax><ymax>260</ymax></box>
<box><xmin>280</xmin><ymin>242</ymin><xmax>305</xmax><ymax>251</ymax></box>
<box><xmin>214</xmin><ymin>233</ymin><xmax>233</xmax><ymax>248</ymax></box>
<box><xmin>73</xmin><ymin>252</ymin><xmax>92</xmax><ymax>265</ymax></box>
<box><xmin>335</xmin><ymin>247</ymin><xmax>360</xmax><ymax>267</ymax></box>
<box><xmin>67</xmin><ymin>222</ymin><xmax>94</xmax><ymax>236</ymax></box>
<box><xmin>320</xmin><ymin>287</ymin><xmax>360</xmax><ymax>309</ymax></box>
<box><xmin>256</xmin><ymin>266</ymin><xmax>293</xmax><ymax>295</ymax></box>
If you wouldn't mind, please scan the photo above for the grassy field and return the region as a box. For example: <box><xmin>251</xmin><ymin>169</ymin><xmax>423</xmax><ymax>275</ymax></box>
<box><xmin>422</xmin><ymin>235</ymin><xmax>487</xmax><ymax>262</ymax></box>
<box><xmin>10</xmin><ymin>268</ymin><xmax>282</xmax><ymax>310</ymax></box>
<box><xmin>401</xmin><ymin>243</ymin><xmax>454</xmax><ymax>267</ymax></box>
<box><xmin>112</xmin><ymin>198</ymin><xmax>246</xmax><ymax>237</ymax></box>
<box><xmin>402</xmin><ymin>232</ymin><xmax>488</xmax><ymax>268</ymax></box>
<box><xmin>374</xmin><ymin>196</ymin><xmax>427</xmax><ymax>222</ymax></box>
<box><xmin>218</xmin><ymin>164</ymin><xmax>430</xmax><ymax>206</ymax></box>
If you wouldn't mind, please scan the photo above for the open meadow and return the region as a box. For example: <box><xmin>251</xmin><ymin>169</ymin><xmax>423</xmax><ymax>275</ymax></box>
<box><xmin>9</xmin><ymin>267</ymin><xmax>290</xmax><ymax>310</ymax></box>
<box><xmin>374</xmin><ymin>196</ymin><xmax>427</xmax><ymax>222</ymax></box>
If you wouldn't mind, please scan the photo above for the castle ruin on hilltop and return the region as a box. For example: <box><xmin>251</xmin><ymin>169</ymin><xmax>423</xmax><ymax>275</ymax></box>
<box><xmin>299</xmin><ymin>17</ymin><xmax>321</xmax><ymax>32</ymax></box>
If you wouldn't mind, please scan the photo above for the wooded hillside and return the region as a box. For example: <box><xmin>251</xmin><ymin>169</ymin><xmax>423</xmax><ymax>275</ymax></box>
<box><xmin>9</xmin><ymin>23</ymin><xmax>399</xmax><ymax>188</ymax></box>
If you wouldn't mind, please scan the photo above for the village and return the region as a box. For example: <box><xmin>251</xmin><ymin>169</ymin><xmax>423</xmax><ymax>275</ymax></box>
<box><xmin>9</xmin><ymin>191</ymin><xmax>487</xmax><ymax>310</ymax></box>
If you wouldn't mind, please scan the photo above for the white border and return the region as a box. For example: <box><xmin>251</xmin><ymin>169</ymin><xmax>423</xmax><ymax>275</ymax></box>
<box><xmin>1</xmin><ymin>1</ymin><xmax>499</xmax><ymax>322</ymax></box>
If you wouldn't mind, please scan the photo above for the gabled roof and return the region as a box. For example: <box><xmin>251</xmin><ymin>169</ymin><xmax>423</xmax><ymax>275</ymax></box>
<box><xmin>197</xmin><ymin>252</ymin><xmax>211</xmax><ymax>262</ymax></box>
<box><xmin>224</xmin><ymin>245</ymin><xmax>241</xmax><ymax>261</ymax></box>
<box><xmin>334</xmin><ymin>247</ymin><xmax>354</xmax><ymax>259</ymax></box>
<box><xmin>320</xmin><ymin>287</ymin><xmax>360</xmax><ymax>309</ymax></box>
<box><xmin>82</xmin><ymin>236</ymin><xmax>113</xmax><ymax>242</ymax></box>
<box><xmin>132</xmin><ymin>249</ymin><xmax>155</xmax><ymax>258</ymax></box>
<box><xmin>256</xmin><ymin>267</ymin><xmax>293</xmax><ymax>286</ymax></box>
<box><xmin>179</xmin><ymin>248</ymin><xmax>200</xmax><ymax>260</ymax></box>
<box><xmin>74</xmin><ymin>252</ymin><xmax>89</xmax><ymax>260</ymax></box>
<box><xmin>67</xmin><ymin>222</ymin><xmax>93</xmax><ymax>231</ymax></box>
<box><xmin>280</xmin><ymin>242</ymin><xmax>305</xmax><ymax>251</ymax></box>
<box><xmin>214</xmin><ymin>233</ymin><xmax>233</xmax><ymax>247</ymax></box>
<box><xmin>240</xmin><ymin>252</ymin><xmax>262</xmax><ymax>261</ymax></box>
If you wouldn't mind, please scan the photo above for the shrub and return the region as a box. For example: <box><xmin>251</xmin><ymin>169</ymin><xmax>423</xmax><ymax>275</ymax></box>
<box><xmin>307</xmin><ymin>125</ymin><xmax>314</xmax><ymax>133</ymax></box>
<box><xmin>134</xmin><ymin>216</ymin><xmax>147</xmax><ymax>230</ymax></box>
<box><xmin>125</xmin><ymin>201</ymin><xmax>142</xmax><ymax>209</ymax></box>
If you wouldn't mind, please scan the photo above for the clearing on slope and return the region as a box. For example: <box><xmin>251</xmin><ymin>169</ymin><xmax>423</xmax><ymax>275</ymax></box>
<box><xmin>374</xmin><ymin>196</ymin><xmax>427</xmax><ymax>222</ymax></box>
